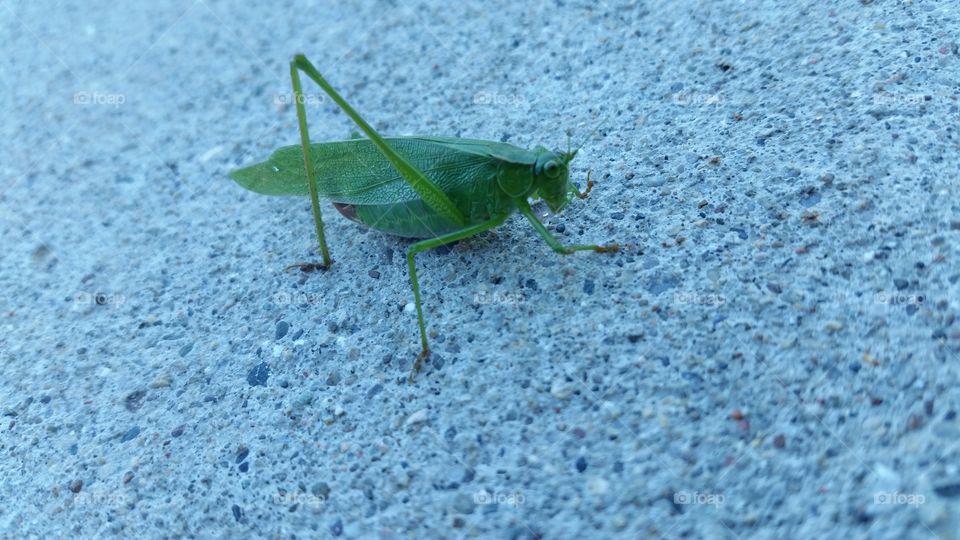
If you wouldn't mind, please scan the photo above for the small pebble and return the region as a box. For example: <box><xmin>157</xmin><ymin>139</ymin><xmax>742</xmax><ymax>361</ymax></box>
<box><xmin>124</xmin><ymin>390</ymin><xmax>147</xmax><ymax>412</ymax></box>
<box><xmin>69</xmin><ymin>479</ymin><xmax>83</xmax><ymax>493</ymax></box>
<box><xmin>247</xmin><ymin>363</ymin><xmax>269</xmax><ymax>386</ymax></box>
<box><xmin>312</xmin><ymin>482</ymin><xmax>331</xmax><ymax>500</ymax></box>
<box><xmin>773</xmin><ymin>434</ymin><xmax>786</xmax><ymax>448</ymax></box>
<box><xmin>405</xmin><ymin>409</ymin><xmax>428</xmax><ymax>427</ymax></box>
<box><xmin>275</xmin><ymin>321</ymin><xmax>290</xmax><ymax>340</ymax></box>
<box><xmin>550</xmin><ymin>379</ymin><xmax>574</xmax><ymax>399</ymax></box>
<box><xmin>576</xmin><ymin>456</ymin><xmax>588</xmax><ymax>473</ymax></box>
<box><xmin>453</xmin><ymin>493</ymin><xmax>476</xmax><ymax>514</ymax></box>
<box><xmin>149</xmin><ymin>374</ymin><xmax>171</xmax><ymax>388</ymax></box>
<box><xmin>933</xmin><ymin>482</ymin><xmax>960</xmax><ymax>498</ymax></box>
<box><xmin>120</xmin><ymin>426</ymin><xmax>140</xmax><ymax>443</ymax></box>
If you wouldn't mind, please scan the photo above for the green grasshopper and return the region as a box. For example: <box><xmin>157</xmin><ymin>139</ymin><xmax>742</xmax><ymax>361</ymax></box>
<box><xmin>230</xmin><ymin>55</ymin><xmax>618</xmax><ymax>380</ymax></box>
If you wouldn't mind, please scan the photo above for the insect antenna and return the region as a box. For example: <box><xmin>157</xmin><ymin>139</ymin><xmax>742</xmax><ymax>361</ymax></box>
<box><xmin>564</xmin><ymin>117</ymin><xmax>607</xmax><ymax>162</ymax></box>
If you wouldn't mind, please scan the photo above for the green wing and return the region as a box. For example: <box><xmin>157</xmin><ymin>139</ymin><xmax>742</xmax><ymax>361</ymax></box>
<box><xmin>229</xmin><ymin>137</ymin><xmax>537</xmax><ymax>205</ymax></box>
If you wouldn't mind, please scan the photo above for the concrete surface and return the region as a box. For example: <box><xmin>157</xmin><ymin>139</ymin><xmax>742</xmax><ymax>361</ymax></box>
<box><xmin>2</xmin><ymin>0</ymin><xmax>959</xmax><ymax>538</ymax></box>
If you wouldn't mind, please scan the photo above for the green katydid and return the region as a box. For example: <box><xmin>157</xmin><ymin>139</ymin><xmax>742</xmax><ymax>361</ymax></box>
<box><xmin>230</xmin><ymin>54</ymin><xmax>618</xmax><ymax>380</ymax></box>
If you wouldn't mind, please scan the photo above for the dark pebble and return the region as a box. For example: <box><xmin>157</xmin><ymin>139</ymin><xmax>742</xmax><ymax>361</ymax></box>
<box><xmin>767</xmin><ymin>282</ymin><xmax>783</xmax><ymax>294</ymax></box>
<box><xmin>69</xmin><ymin>479</ymin><xmax>83</xmax><ymax>493</ymax></box>
<box><xmin>239</xmin><ymin>462</ymin><xmax>249</xmax><ymax>473</ymax></box>
<box><xmin>291</xmin><ymin>329</ymin><xmax>304</xmax><ymax>340</ymax></box>
<box><xmin>231</xmin><ymin>504</ymin><xmax>242</xmax><ymax>522</ymax></box>
<box><xmin>275</xmin><ymin>321</ymin><xmax>290</xmax><ymax>340</ymax></box>
<box><xmin>575</xmin><ymin>456</ymin><xmax>587</xmax><ymax>473</ymax></box>
<box><xmin>583</xmin><ymin>279</ymin><xmax>595</xmax><ymax>294</ymax></box>
<box><xmin>171</xmin><ymin>425</ymin><xmax>185</xmax><ymax>437</ymax></box>
<box><xmin>125</xmin><ymin>389</ymin><xmax>147</xmax><ymax>412</ymax></box>
<box><xmin>312</xmin><ymin>482</ymin><xmax>331</xmax><ymax>499</ymax></box>
<box><xmin>247</xmin><ymin>362</ymin><xmax>270</xmax><ymax>386</ymax></box>
<box><xmin>555</xmin><ymin>223</ymin><xmax>565</xmax><ymax>233</ymax></box>
<box><xmin>120</xmin><ymin>426</ymin><xmax>140</xmax><ymax>443</ymax></box>
<box><xmin>369</xmin><ymin>269</ymin><xmax>381</xmax><ymax>279</ymax></box>
<box><xmin>773</xmin><ymin>434</ymin><xmax>786</xmax><ymax>448</ymax></box>
<box><xmin>934</xmin><ymin>482</ymin><xmax>960</xmax><ymax>498</ymax></box>
<box><xmin>236</xmin><ymin>447</ymin><xmax>249</xmax><ymax>463</ymax></box>
<box><xmin>330</xmin><ymin>519</ymin><xmax>343</xmax><ymax>537</ymax></box>
<box><xmin>906</xmin><ymin>304</ymin><xmax>918</xmax><ymax>316</ymax></box>
<box><xmin>453</xmin><ymin>517</ymin><xmax>466</xmax><ymax>528</ymax></box>
<box><xmin>894</xmin><ymin>278</ymin><xmax>909</xmax><ymax>290</ymax></box>
<box><xmin>366</xmin><ymin>384</ymin><xmax>383</xmax><ymax>399</ymax></box>
<box><xmin>610</xmin><ymin>212</ymin><xmax>624</xmax><ymax>220</ymax></box>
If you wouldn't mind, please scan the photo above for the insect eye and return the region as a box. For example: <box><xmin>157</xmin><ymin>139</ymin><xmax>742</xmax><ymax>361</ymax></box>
<box><xmin>544</xmin><ymin>161</ymin><xmax>560</xmax><ymax>177</ymax></box>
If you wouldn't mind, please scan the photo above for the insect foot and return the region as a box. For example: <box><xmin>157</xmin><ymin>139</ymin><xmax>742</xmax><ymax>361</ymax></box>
<box><xmin>284</xmin><ymin>262</ymin><xmax>331</xmax><ymax>273</ymax></box>
<box><xmin>576</xmin><ymin>174</ymin><xmax>595</xmax><ymax>200</ymax></box>
<box><xmin>408</xmin><ymin>348</ymin><xmax>431</xmax><ymax>383</ymax></box>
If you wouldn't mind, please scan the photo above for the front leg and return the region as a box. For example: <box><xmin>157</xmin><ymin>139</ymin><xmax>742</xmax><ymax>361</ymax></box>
<box><xmin>516</xmin><ymin>199</ymin><xmax>619</xmax><ymax>254</ymax></box>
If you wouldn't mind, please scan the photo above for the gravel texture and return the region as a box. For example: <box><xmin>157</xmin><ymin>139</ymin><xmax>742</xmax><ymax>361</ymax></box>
<box><xmin>2</xmin><ymin>0</ymin><xmax>959</xmax><ymax>538</ymax></box>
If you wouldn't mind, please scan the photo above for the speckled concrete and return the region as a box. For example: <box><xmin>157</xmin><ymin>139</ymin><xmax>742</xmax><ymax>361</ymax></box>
<box><xmin>2</xmin><ymin>0</ymin><xmax>959</xmax><ymax>538</ymax></box>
